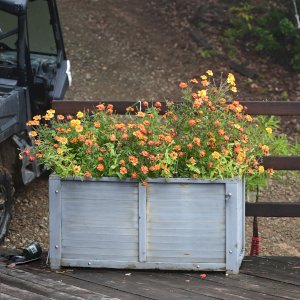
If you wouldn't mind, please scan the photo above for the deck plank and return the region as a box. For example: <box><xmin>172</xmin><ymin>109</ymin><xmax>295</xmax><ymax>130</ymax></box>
<box><xmin>240</xmin><ymin>257</ymin><xmax>300</xmax><ymax>286</ymax></box>
<box><xmin>0</xmin><ymin>252</ymin><xmax>299</xmax><ymax>300</ymax></box>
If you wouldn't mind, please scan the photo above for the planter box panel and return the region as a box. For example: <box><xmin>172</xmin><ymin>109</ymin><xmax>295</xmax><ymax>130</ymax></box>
<box><xmin>49</xmin><ymin>176</ymin><xmax>244</xmax><ymax>273</ymax></box>
<box><xmin>146</xmin><ymin>182</ymin><xmax>225</xmax><ymax>264</ymax></box>
<box><xmin>60</xmin><ymin>180</ymin><xmax>139</xmax><ymax>262</ymax></box>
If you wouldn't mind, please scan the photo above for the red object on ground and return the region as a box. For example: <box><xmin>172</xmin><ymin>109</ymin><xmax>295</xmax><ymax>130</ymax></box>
<box><xmin>200</xmin><ymin>273</ymin><xmax>207</xmax><ymax>279</ymax></box>
<box><xmin>250</xmin><ymin>236</ymin><xmax>261</xmax><ymax>256</ymax></box>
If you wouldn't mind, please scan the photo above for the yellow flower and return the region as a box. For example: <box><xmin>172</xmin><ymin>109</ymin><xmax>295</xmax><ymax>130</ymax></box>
<box><xmin>73</xmin><ymin>165</ymin><xmax>81</xmax><ymax>173</ymax></box>
<box><xmin>70</xmin><ymin>119</ymin><xmax>81</xmax><ymax>127</ymax></box>
<box><xmin>76</xmin><ymin>111</ymin><xmax>84</xmax><ymax>119</ymax></box>
<box><xmin>245</xmin><ymin>114</ymin><xmax>253</xmax><ymax>122</ymax></box>
<box><xmin>206</xmin><ymin>70</ymin><xmax>213</xmax><ymax>76</ymax></box>
<box><xmin>57</xmin><ymin>147</ymin><xmax>64</xmax><ymax>154</ymax></box>
<box><xmin>33</xmin><ymin>115</ymin><xmax>41</xmax><ymax>121</ymax></box>
<box><xmin>46</xmin><ymin>109</ymin><xmax>55</xmax><ymax>115</ymax></box>
<box><xmin>201</xmin><ymin>75</ymin><xmax>207</xmax><ymax>80</ymax></box>
<box><xmin>212</xmin><ymin>151</ymin><xmax>220</xmax><ymax>159</ymax></box>
<box><xmin>258</xmin><ymin>165</ymin><xmax>265</xmax><ymax>173</ymax></box>
<box><xmin>197</xmin><ymin>89</ymin><xmax>207</xmax><ymax>98</ymax></box>
<box><xmin>266</xmin><ymin>127</ymin><xmax>272</xmax><ymax>134</ymax></box>
<box><xmin>231</xmin><ymin>86</ymin><xmax>237</xmax><ymax>93</ymax></box>
<box><xmin>75</xmin><ymin>125</ymin><xmax>83</xmax><ymax>132</ymax></box>
<box><xmin>227</xmin><ymin>73</ymin><xmax>235</xmax><ymax>85</ymax></box>
<box><xmin>60</xmin><ymin>137</ymin><xmax>68</xmax><ymax>145</ymax></box>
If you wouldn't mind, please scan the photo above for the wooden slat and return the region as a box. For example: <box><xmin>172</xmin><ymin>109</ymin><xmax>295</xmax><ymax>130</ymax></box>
<box><xmin>52</xmin><ymin>100</ymin><xmax>300</xmax><ymax>116</ymax></box>
<box><xmin>261</xmin><ymin>156</ymin><xmax>300</xmax><ymax>170</ymax></box>
<box><xmin>245</xmin><ymin>202</ymin><xmax>300</xmax><ymax>217</ymax></box>
<box><xmin>240</xmin><ymin>101</ymin><xmax>300</xmax><ymax>116</ymax></box>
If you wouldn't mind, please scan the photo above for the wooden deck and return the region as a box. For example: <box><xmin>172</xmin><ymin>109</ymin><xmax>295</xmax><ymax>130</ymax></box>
<box><xmin>0</xmin><ymin>252</ymin><xmax>299</xmax><ymax>299</ymax></box>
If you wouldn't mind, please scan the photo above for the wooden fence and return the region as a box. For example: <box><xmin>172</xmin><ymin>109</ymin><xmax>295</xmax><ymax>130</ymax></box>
<box><xmin>52</xmin><ymin>100</ymin><xmax>300</xmax><ymax>218</ymax></box>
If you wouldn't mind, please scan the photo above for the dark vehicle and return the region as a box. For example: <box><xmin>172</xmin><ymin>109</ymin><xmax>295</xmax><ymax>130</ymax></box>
<box><xmin>0</xmin><ymin>0</ymin><xmax>70</xmax><ymax>241</ymax></box>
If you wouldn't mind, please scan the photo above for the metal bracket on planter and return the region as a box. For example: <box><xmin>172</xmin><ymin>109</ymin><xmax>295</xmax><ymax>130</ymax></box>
<box><xmin>12</xmin><ymin>134</ymin><xmax>41</xmax><ymax>185</ymax></box>
<box><xmin>225</xmin><ymin>193</ymin><xmax>232</xmax><ymax>201</ymax></box>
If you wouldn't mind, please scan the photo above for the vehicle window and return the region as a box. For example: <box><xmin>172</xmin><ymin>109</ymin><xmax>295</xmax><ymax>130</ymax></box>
<box><xmin>0</xmin><ymin>11</ymin><xmax>18</xmax><ymax>63</ymax></box>
<box><xmin>27</xmin><ymin>0</ymin><xmax>57</xmax><ymax>55</ymax></box>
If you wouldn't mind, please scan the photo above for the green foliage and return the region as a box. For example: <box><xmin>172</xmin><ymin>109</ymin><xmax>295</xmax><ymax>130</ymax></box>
<box><xmin>223</xmin><ymin>1</ymin><xmax>300</xmax><ymax>71</ymax></box>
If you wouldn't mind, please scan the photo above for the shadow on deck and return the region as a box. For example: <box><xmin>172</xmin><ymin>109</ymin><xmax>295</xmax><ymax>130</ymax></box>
<box><xmin>0</xmin><ymin>253</ymin><xmax>299</xmax><ymax>299</ymax></box>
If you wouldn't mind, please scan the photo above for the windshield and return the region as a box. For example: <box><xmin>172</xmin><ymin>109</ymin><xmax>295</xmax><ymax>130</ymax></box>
<box><xmin>27</xmin><ymin>0</ymin><xmax>57</xmax><ymax>55</ymax></box>
<box><xmin>0</xmin><ymin>11</ymin><xmax>18</xmax><ymax>64</ymax></box>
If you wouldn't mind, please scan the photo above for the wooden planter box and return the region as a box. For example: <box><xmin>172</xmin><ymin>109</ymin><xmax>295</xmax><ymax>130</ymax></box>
<box><xmin>49</xmin><ymin>175</ymin><xmax>245</xmax><ymax>274</ymax></box>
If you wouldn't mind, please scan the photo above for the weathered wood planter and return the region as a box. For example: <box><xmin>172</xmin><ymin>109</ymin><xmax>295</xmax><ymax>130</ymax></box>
<box><xmin>49</xmin><ymin>175</ymin><xmax>245</xmax><ymax>274</ymax></box>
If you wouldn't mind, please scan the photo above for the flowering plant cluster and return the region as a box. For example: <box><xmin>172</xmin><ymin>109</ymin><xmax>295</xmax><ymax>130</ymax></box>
<box><xmin>23</xmin><ymin>71</ymin><xmax>282</xmax><ymax>185</ymax></box>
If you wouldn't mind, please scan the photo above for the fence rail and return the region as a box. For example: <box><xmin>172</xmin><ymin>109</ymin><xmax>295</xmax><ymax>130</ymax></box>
<box><xmin>52</xmin><ymin>100</ymin><xmax>300</xmax><ymax>217</ymax></box>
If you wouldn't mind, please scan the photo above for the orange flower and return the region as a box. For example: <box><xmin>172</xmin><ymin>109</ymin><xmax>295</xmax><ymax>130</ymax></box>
<box><xmin>94</xmin><ymin>121</ymin><xmax>101</xmax><ymax>128</ymax></box>
<box><xmin>97</xmin><ymin>164</ymin><xmax>104</xmax><ymax>171</ymax></box>
<box><xmin>267</xmin><ymin>168</ymin><xmax>274</xmax><ymax>175</ymax></box>
<box><xmin>120</xmin><ymin>167</ymin><xmax>128</xmax><ymax>175</ymax></box>
<box><xmin>190</xmin><ymin>78</ymin><xmax>198</xmax><ymax>84</ymax></box>
<box><xmin>193</xmin><ymin>99</ymin><xmax>203</xmax><ymax>108</ymax></box>
<box><xmin>179</xmin><ymin>82</ymin><xmax>188</xmax><ymax>88</ymax></box>
<box><xmin>96</xmin><ymin>104</ymin><xmax>105</xmax><ymax>111</ymax></box>
<box><xmin>142</xmin><ymin>101</ymin><xmax>149</xmax><ymax>107</ymax></box>
<box><xmin>141</xmin><ymin>150</ymin><xmax>149</xmax><ymax>157</ymax></box>
<box><xmin>241</xmin><ymin>135</ymin><xmax>248</xmax><ymax>143</ymax></box>
<box><xmin>137</xmin><ymin>111</ymin><xmax>145</xmax><ymax>118</ymax></box>
<box><xmin>201</xmin><ymin>80</ymin><xmax>209</xmax><ymax>87</ymax></box>
<box><xmin>121</xmin><ymin>133</ymin><xmax>129</xmax><ymax>140</ymax></box>
<box><xmin>170</xmin><ymin>151</ymin><xmax>178</xmax><ymax>159</ymax></box>
<box><xmin>222</xmin><ymin>149</ymin><xmax>229</xmax><ymax>155</ymax></box>
<box><xmin>84</xmin><ymin>171</ymin><xmax>92</xmax><ymax>178</ymax></box>
<box><xmin>261</xmin><ymin>145</ymin><xmax>270</xmax><ymax>155</ymax></box>
<box><xmin>154</xmin><ymin>102</ymin><xmax>162</xmax><ymax>108</ymax></box>
<box><xmin>188</xmin><ymin>119</ymin><xmax>197</xmax><ymax>126</ymax></box>
<box><xmin>218</xmin><ymin>129</ymin><xmax>225</xmax><ymax>136</ymax></box>
<box><xmin>187</xmin><ymin>143</ymin><xmax>193</xmax><ymax>149</ymax></box>
<box><xmin>110</xmin><ymin>134</ymin><xmax>117</xmax><ymax>142</ymax></box>
<box><xmin>199</xmin><ymin>150</ymin><xmax>206</xmax><ymax>157</ymax></box>
<box><xmin>188</xmin><ymin>157</ymin><xmax>196</xmax><ymax>164</ymax></box>
<box><xmin>129</xmin><ymin>155</ymin><xmax>139</xmax><ymax>166</ymax></box>
<box><xmin>140</xmin><ymin>165</ymin><xmax>149</xmax><ymax>174</ymax></box>
<box><xmin>57</xmin><ymin>115</ymin><xmax>64</xmax><ymax>120</ymax></box>
<box><xmin>131</xmin><ymin>172</ymin><xmax>137</xmax><ymax>179</ymax></box>
<box><xmin>149</xmin><ymin>155</ymin><xmax>155</xmax><ymax>161</ymax></box>
<box><xmin>126</xmin><ymin>106</ymin><xmax>134</xmax><ymax>112</ymax></box>
<box><xmin>165</xmin><ymin>135</ymin><xmax>172</xmax><ymax>144</ymax></box>
<box><xmin>29</xmin><ymin>131</ymin><xmax>37</xmax><ymax>137</ymax></box>
<box><xmin>193</xmin><ymin>137</ymin><xmax>201</xmax><ymax>146</ymax></box>
<box><xmin>24</xmin><ymin>149</ymin><xmax>30</xmax><ymax>155</ymax></box>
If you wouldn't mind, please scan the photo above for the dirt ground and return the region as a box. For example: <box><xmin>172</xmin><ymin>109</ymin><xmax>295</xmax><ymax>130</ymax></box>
<box><xmin>2</xmin><ymin>0</ymin><xmax>300</xmax><ymax>256</ymax></box>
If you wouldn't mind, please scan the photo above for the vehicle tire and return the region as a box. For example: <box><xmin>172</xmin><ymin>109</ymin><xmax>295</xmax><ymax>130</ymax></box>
<box><xmin>0</xmin><ymin>167</ymin><xmax>15</xmax><ymax>243</ymax></box>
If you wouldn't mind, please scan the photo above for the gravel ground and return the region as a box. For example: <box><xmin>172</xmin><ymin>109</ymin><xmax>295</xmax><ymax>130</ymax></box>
<box><xmin>1</xmin><ymin>0</ymin><xmax>299</xmax><ymax>256</ymax></box>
